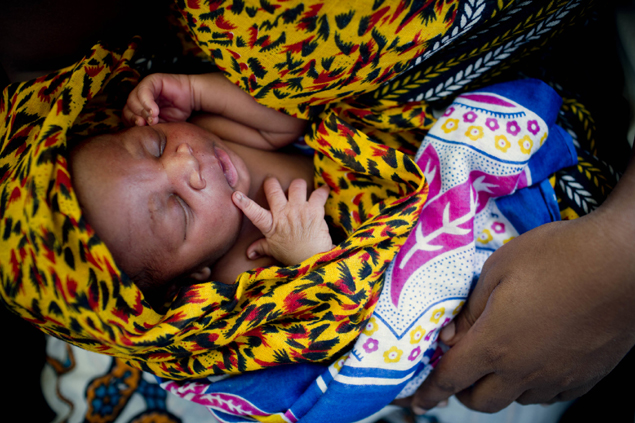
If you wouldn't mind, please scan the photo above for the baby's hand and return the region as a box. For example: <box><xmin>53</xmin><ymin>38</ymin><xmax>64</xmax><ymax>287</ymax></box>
<box><xmin>232</xmin><ymin>177</ymin><xmax>334</xmax><ymax>266</ymax></box>
<box><xmin>123</xmin><ymin>73</ymin><xmax>195</xmax><ymax>126</ymax></box>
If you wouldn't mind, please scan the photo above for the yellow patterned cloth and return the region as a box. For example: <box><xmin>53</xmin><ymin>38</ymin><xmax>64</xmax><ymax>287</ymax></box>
<box><xmin>0</xmin><ymin>0</ymin><xmax>597</xmax><ymax>380</ymax></box>
<box><xmin>0</xmin><ymin>43</ymin><xmax>428</xmax><ymax>379</ymax></box>
<box><xmin>174</xmin><ymin>0</ymin><xmax>464</xmax><ymax>117</ymax></box>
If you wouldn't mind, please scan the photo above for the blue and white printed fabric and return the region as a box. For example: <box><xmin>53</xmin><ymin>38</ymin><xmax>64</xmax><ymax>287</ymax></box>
<box><xmin>157</xmin><ymin>79</ymin><xmax>577</xmax><ymax>423</ymax></box>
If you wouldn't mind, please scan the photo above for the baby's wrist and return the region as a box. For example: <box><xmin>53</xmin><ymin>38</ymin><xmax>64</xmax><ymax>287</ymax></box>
<box><xmin>280</xmin><ymin>242</ymin><xmax>334</xmax><ymax>266</ymax></box>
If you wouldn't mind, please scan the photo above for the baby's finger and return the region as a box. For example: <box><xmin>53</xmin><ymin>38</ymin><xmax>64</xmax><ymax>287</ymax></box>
<box><xmin>126</xmin><ymin>87</ymin><xmax>154</xmax><ymax>124</ymax></box>
<box><xmin>262</xmin><ymin>177</ymin><xmax>288</xmax><ymax>211</ymax></box>
<box><xmin>122</xmin><ymin>105</ymin><xmax>146</xmax><ymax>127</ymax></box>
<box><xmin>134</xmin><ymin>80</ymin><xmax>162</xmax><ymax>125</ymax></box>
<box><xmin>246</xmin><ymin>238</ymin><xmax>272</xmax><ymax>260</ymax></box>
<box><xmin>308</xmin><ymin>184</ymin><xmax>330</xmax><ymax>208</ymax></box>
<box><xmin>287</xmin><ymin>178</ymin><xmax>308</xmax><ymax>204</ymax></box>
<box><xmin>232</xmin><ymin>191</ymin><xmax>273</xmax><ymax>234</ymax></box>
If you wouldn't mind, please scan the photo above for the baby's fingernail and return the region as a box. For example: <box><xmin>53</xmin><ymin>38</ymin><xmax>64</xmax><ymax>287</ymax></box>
<box><xmin>412</xmin><ymin>406</ymin><xmax>427</xmax><ymax>415</ymax></box>
<box><xmin>438</xmin><ymin>400</ymin><xmax>448</xmax><ymax>408</ymax></box>
<box><xmin>147</xmin><ymin>116</ymin><xmax>154</xmax><ymax>125</ymax></box>
<box><xmin>248</xmin><ymin>251</ymin><xmax>258</xmax><ymax>260</ymax></box>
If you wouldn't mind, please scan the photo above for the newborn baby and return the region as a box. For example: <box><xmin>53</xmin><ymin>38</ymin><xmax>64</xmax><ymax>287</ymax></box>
<box><xmin>71</xmin><ymin>73</ymin><xmax>333</xmax><ymax>309</ymax></box>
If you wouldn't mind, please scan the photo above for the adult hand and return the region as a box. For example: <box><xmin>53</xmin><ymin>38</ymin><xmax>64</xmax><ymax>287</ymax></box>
<box><xmin>410</xmin><ymin>208</ymin><xmax>635</xmax><ymax>413</ymax></box>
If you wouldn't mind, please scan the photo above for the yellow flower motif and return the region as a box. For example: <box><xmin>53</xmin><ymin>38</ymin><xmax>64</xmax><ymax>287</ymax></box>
<box><xmin>333</xmin><ymin>354</ymin><xmax>348</xmax><ymax>371</ymax></box>
<box><xmin>477</xmin><ymin>229</ymin><xmax>493</xmax><ymax>244</ymax></box>
<box><xmin>363</xmin><ymin>317</ymin><xmax>378</xmax><ymax>336</ymax></box>
<box><xmin>383</xmin><ymin>346</ymin><xmax>403</xmax><ymax>363</ymax></box>
<box><xmin>430</xmin><ymin>307</ymin><xmax>445</xmax><ymax>324</ymax></box>
<box><xmin>465</xmin><ymin>125</ymin><xmax>484</xmax><ymax>141</ymax></box>
<box><xmin>441</xmin><ymin>118</ymin><xmax>459</xmax><ymax>133</ymax></box>
<box><xmin>410</xmin><ymin>326</ymin><xmax>426</xmax><ymax>344</ymax></box>
<box><xmin>519</xmin><ymin>135</ymin><xmax>533</xmax><ymax>154</ymax></box>
<box><xmin>503</xmin><ymin>236</ymin><xmax>516</xmax><ymax>244</ymax></box>
<box><xmin>453</xmin><ymin>301</ymin><xmax>465</xmax><ymax>316</ymax></box>
<box><xmin>494</xmin><ymin>135</ymin><xmax>510</xmax><ymax>152</ymax></box>
<box><xmin>540</xmin><ymin>131</ymin><xmax>548</xmax><ymax>145</ymax></box>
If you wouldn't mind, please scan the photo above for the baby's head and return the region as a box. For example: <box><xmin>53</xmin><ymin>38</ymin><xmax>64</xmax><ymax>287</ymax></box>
<box><xmin>70</xmin><ymin>122</ymin><xmax>250</xmax><ymax>305</ymax></box>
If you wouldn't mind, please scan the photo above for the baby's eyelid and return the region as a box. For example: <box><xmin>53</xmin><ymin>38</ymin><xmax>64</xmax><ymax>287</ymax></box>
<box><xmin>173</xmin><ymin>194</ymin><xmax>190</xmax><ymax>240</ymax></box>
<box><xmin>158</xmin><ymin>137</ymin><xmax>166</xmax><ymax>156</ymax></box>
<box><xmin>149</xmin><ymin>127</ymin><xmax>167</xmax><ymax>157</ymax></box>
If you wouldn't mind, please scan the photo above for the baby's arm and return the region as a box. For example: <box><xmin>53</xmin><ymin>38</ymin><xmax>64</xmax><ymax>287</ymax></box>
<box><xmin>232</xmin><ymin>177</ymin><xmax>334</xmax><ymax>266</ymax></box>
<box><xmin>123</xmin><ymin>73</ymin><xmax>307</xmax><ymax>150</ymax></box>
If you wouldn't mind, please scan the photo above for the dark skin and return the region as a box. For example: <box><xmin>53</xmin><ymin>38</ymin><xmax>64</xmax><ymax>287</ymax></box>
<box><xmin>395</xmin><ymin>147</ymin><xmax>635</xmax><ymax>414</ymax></box>
<box><xmin>4</xmin><ymin>2</ymin><xmax>635</xmax><ymax>415</ymax></box>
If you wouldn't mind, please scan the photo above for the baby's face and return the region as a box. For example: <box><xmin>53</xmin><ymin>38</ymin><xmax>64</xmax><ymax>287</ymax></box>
<box><xmin>71</xmin><ymin>122</ymin><xmax>250</xmax><ymax>296</ymax></box>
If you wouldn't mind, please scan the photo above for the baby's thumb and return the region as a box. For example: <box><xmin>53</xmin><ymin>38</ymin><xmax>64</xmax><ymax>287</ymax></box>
<box><xmin>246</xmin><ymin>238</ymin><xmax>272</xmax><ymax>260</ymax></box>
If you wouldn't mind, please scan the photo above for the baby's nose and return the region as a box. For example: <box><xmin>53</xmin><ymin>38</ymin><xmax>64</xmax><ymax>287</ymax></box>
<box><xmin>174</xmin><ymin>143</ymin><xmax>206</xmax><ymax>190</ymax></box>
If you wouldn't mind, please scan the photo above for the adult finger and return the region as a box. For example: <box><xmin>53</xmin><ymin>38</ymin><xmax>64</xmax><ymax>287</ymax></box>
<box><xmin>308</xmin><ymin>184</ymin><xmax>330</xmax><ymax>208</ymax></box>
<box><xmin>548</xmin><ymin>383</ymin><xmax>597</xmax><ymax>403</ymax></box>
<box><xmin>440</xmin><ymin>249</ymin><xmax>505</xmax><ymax>347</ymax></box>
<box><xmin>517</xmin><ymin>376</ymin><xmax>600</xmax><ymax>405</ymax></box>
<box><xmin>287</xmin><ymin>178</ymin><xmax>308</xmax><ymax>204</ymax></box>
<box><xmin>412</xmin><ymin>329</ymin><xmax>495</xmax><ymax>412</ymax></box>
<box><xmin>263</xmin><ymin>177</ymin><xmax>288</xmax><ymax>211</ymax></box>
<box><xmin>246</xmin><ymin>238</ymin><xmax>271</xmax><ymax>260</ymax></box>
<box><xmin>413</xmin><ymin>251</ymin><xmax>509</xmax><ymax>412</ymax></box>
<box><xmin>232</xmin><ymin>191</ymin><xmax>273</xmax><ymax>233</ymax></box>
<box><xmin>455</xmin><ymin>373</ymin><xmax>523</xmax><ymax>413</ymax></box>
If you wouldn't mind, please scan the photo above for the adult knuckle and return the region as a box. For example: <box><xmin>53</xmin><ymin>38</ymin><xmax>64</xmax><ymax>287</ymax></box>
<box><xmin>515</xmin><ymin>396</ymin><xmax>533</xmax><ymax>406</ymax></box>
<box><xmin>480</xmin><ymin>344</ymin><xmax>506</xmax><ymax>367</ymax></box>
<box><xmin>558</xmin><ymin>373</ymin><xmax>579</xmax><ymax>390</ymax></box>
<box><xmin>476</xmin><ymin>400</ymin><xmax>506</xmax><ymax>414</ymax></box>
<box><xmin>429</xmin><ymin>376</ymin><xmax>458</xmax><ymax>394</ymax></box>
<box><xmin>462</xmin><ymin>392</ymin><xmax>509</xmax><ymax>414</ymax></box>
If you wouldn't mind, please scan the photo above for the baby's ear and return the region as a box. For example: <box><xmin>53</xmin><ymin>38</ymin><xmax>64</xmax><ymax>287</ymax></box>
<box><xmin>189</xmin><ymin>266</ymin><xmax>212</xmax><ymax>282</ymax></box>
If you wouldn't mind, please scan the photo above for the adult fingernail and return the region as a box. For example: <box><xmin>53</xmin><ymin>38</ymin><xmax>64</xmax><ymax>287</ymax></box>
<box><xmin>248</xmin><ymin>251</ymin><xmax>257</xmax><ymax>259</ymax></box>
<box><xmin>412</xmin><ymin>406</ymin><xmax>427</xmax><ymax>415</ymax></box>
<box><xmin>234</xmin><ymin>192</ymin><xmax>243</xmax><ymax>201</ymax></box>
<box><xmin>440</xmin><ymin>321</ymin><xmax>455</xmax><ymax>343</ymax></box>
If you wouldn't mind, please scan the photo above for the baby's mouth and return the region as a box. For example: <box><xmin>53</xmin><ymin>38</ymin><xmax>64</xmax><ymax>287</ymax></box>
<box><xmin>213</xmin><ymin>145</ymin><xmax>238</xmax><ymax>188</ymax></box>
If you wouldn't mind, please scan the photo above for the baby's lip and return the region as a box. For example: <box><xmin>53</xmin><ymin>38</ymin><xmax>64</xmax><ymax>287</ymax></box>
<box><xmin>213</xmin><ymin>145</ymin><xmax>238</xmax><ymax>188</ymax></box>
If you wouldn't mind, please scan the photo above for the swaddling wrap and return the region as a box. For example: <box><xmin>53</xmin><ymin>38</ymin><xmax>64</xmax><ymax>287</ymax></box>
<box><xmin>0</xmin><ymin>0</ymin><xmax>593</xmax><ymax>385</ymax></box>
<box><xmin>159</xmin><ymin>79</ymin><xmax>577</xmax><ymax>423</ymax></box>
<box><xmin>0</xmin><ymin>41</ymin><xmax>427</xmax><ymax>380</ymax></box>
